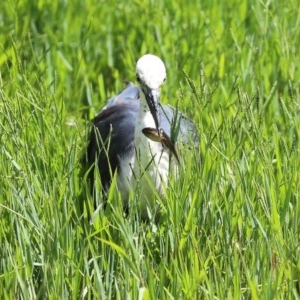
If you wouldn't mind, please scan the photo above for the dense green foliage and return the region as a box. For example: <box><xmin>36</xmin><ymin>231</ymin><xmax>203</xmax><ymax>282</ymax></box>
<box><xmin>1</xmin><ymin>0</ymin><xmax>300</xmax><ymax>298</ymax></box>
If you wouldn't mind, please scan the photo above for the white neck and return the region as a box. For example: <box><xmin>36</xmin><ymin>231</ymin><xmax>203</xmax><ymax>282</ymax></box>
<box><xmin>132</xmin><ymin>88</ymin><xmax>170</xmax><ymax>210</ymax></box>
<box><xmin>134</xmin><ymin>89</ymin><xmax>162</xmax><ymax>164</ymax></box>
<box><xmin>136</xmin><ymin>90</ymin><xmax>157</xmax><ymax>128</ymax></box>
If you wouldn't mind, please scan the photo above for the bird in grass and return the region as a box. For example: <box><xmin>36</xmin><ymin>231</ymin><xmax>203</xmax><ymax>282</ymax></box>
<box><xmin>86</xmin><ymin>54</ymin><xmax>197</xmax><ymax>219</ymax></box>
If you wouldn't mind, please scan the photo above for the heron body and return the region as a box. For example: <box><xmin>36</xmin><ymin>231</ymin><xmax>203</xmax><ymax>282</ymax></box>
<box><xmin>86</xmin><ymin>54</ymin><xmax>196</xmax><ymax>218</ymax></box>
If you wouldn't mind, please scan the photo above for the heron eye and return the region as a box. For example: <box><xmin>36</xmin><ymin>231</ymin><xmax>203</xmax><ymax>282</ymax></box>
<box><xmin>163</xmin><ymin>77</ymin><xmax>166</xmax><ymax>83</ymax></box>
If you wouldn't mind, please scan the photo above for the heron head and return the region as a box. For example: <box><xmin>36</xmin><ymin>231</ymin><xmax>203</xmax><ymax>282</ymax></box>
<box><xmin>136</xmin><ymin>54</ymin><xmax>166</xmax><ymax>131</ymax></box>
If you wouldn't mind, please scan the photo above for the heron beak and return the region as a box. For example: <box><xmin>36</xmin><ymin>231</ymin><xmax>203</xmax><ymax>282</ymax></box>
<box><xmin>142</xmin><ymin>86</ymin><xmax>160</xmax><ymax>131</ymax></box>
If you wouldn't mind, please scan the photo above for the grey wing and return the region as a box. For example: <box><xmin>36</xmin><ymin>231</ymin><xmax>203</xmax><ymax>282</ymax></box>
<box><xmin>87</xmin><ymin>84</ymin><xmax>140</xmax><ymax>193</ymax></box>
<box><xmin>102</xmin><ymin>83</ymin><xmax>140</xmax><ymax>111</ymax></box>
<box><xmin>160</xmin><ymin>104</ymin><xmax>199</xmax><ymax>145</ymax></box>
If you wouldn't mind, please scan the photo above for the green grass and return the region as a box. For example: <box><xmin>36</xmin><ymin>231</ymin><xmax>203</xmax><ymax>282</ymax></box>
<box><xmin>1</xmin><ymin>0</ymin><xmax>300</xmax><ymax>298</ymax></box>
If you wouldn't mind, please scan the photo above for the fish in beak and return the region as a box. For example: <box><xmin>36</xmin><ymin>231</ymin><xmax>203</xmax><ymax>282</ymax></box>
<box><xmin>142</xmin><ymin>127</ymin><xmax>180</xmax><ymax>164</ymax></box>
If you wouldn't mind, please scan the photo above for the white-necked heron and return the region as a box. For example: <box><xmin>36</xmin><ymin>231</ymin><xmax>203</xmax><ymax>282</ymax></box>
<box><xmin>86</xmin><ymin>54</ymin><xmax>197</xmax><ymax>219</ymax></box>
